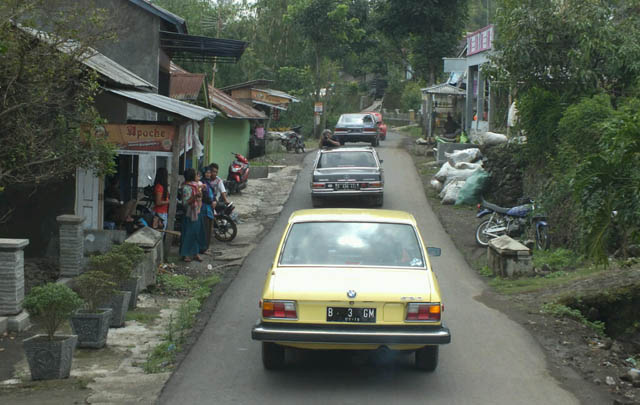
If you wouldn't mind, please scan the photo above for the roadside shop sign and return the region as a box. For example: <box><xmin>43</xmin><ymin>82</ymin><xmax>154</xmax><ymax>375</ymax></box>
<box><xmin>467</xmin><ymin>25</ymin><xmax>494</xmax><ymax>56</ymax></box>
<box><xmin>96</xmin><ymin>124</ymin><xmax>175</xmax><ymax>153</ymax></box>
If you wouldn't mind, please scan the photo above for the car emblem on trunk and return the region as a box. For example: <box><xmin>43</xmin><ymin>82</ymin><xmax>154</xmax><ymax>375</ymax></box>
<box><xmin>347</xmin><ymin>290</ymin><xmax>357</xmax><ymax>298</ymax></box>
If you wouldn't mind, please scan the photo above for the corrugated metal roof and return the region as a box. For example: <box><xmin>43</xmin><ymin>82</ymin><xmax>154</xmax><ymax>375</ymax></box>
<box><xmin>252</xmin><ymin>100</ymin><xmax>287</xmax><ymax>111</ymax></box>
<box><xmin>17</xmin><ymin>24</ymin><xmax>156</xmax><ymax>91</ymax></box>
<box><xmin>209</xmin><ymin>86</ymin><xmax>266</xmax><ymax>120</ymax></box>
<box><xmin>259</xmin><ymin>88</ymin><xmax>301</xmax><ymax>103</ymax></box>
<box><xmin>85</xmin><ymin>51</ymin><xmax>156</xmax><ymax>90</ymax></box>
<box><xmin>219</xmin><ymin>79</ymin><xmax>274</xmax><ymax>92</ymax></box>
<box><xmin>105</xmin><ymin>88</ymin><xmax>217</xmax><ymax>121</ymax></box>
<box><xmin>421</xmin><ymin>83</ymin><xmax>466</xmax><ymax>96</ymax></box>
<box><xmin>170</xmin><ymin>73</ymin><xmax>205</xmax><ymax>101</ymax></box>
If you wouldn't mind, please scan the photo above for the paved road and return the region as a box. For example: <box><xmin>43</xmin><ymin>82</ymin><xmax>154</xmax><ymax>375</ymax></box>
<box><xmin>158</xmin><ymin>132</ymin><xmax>580</xmax><ymax>404</ymax></box>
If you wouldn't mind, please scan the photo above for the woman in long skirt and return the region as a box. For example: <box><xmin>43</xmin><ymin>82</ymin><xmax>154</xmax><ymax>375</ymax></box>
<box><xmin>179</xmin><ymin>168</ymin><xmax>204</xmax><ymax>262</ymax></box>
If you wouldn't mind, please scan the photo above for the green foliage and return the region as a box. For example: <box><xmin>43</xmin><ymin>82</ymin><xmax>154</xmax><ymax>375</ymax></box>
<box><xmin>157</xmin><ymin>274</ymin><xmax>200</xmax><ymax>296</ymax></box>
<box><xmin>88</xmin><ymin>252</ymin><xmax>133</xmax><ymax>288</ymax></box>
<box><xmin>541</xmin><ymin>303</ymin><xmax>606</xmax><ymax>336</ymax></box>
<box><xmin>74</xmin><ymin>271</ymin><xmax>117</xmax><ymax>313</ymax></box>
<box><xmin>532</xmin><ymin>249</ymin><xmax>580</xmax><ymax>271</ymax></box>
<box><xmin>516</xmin><ymin>88</ymin><xmax>566</xmax><ymax>164</ymax></box>
<box><xmin>401</xmin><ymin>81</ymin><xmax>423</xmax><ymax>111</ymax></box>
<box><xmin>110</xmin><ymin>243</ymin><xmax>145</xmax><ymax>267</ymax></box>
<box><xmin>23</xmin><ymin>283</ymin><xmax>83</xmax><ymax>340</ymax></box>
<box><xmin>143</xmin><ymin>273</ymin><xmax>220</xmax><ymax>373</ymax></box>
<box><xmin>478</xmin><ymin>266</ymin><xmax>493</xmax><ymax>277</ymax></box>
<box><xmin>0</xmin><ymin>0</ymin><xmax>116</xmax><ymax>195</ymax></box>
<box><xmin>376</xmin><ymin>0</ymin><xmax>469</xmax><ymax>83</ymax></box>
<box><xmin>492</xmin><ymin>0</ymin><xmax>640</xmax><ymax>97</ymax></box>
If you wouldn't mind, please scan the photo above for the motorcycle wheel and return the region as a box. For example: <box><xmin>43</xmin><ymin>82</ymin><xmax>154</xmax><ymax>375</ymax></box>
<box><xmin>475</xmin><ymin>219</ymin><xmax>501</xmax><ymax>247</ymax></box>
<box><xmin>535</xmin><ymin>224</ymin><xmax>550</xmax><ymax>250</ymax></box>
<box><xmin>214</xmin><ymin>215</ymin><xmax>237</xmax><ymax>242</ymax></box>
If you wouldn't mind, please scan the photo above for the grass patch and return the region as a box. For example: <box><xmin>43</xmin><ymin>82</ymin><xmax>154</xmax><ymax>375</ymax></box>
<box><xmin>488</xmin><ymin>264</ymin><xmax>605</xmax><ymax>295</ymax></box>
<box><xmin>532</xmin><ymin>248</ymin><xmax>582</xmax><ymax>270</ymax></box>
<box><xmin>396</xmin><ymin>125</ymin><xmax>422</xmax><ymax>138</ymax></box>
<box><xmin>157</xmin><ymin>274</ymin><xmax>200</xmax><ymax>296</ymax></box>
<box><xmin>143</xmin><ymin>274</ymin><xmax>221</xmax><ymax>373</ymax></box>
<box><xmin>126</xmin><ymin>308</ymin><xmax>160</xmax><ymax>325</ymax></box>
<box><xmin>479</xmin><ymin>266</ymin><xmax>493</xmax><ymax>277</ymax></box>
<box><xmin>541</xmin><ymin>302</ymin><xmax>606</xmax><ymax>336</ymax></box>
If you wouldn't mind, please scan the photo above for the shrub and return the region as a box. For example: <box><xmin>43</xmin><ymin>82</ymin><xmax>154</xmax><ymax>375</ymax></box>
<box><xmin>23</xmin><ymin>283</ymin><xmax>83</xmax><ymax>340</ymax></box>
<box><xmin>111</xmin><ymin>243</ymin><xmax>145</xmax><ymax>267</ymax></box>
<box><xmin>88</xmin><ymin>252</ymin><xmax>133</xmax><ymax>288</ymax></box>
<box><xmin>74</xmin><ymin>271</ymin><xmax>117</xmax><ymax>312</ymax></box>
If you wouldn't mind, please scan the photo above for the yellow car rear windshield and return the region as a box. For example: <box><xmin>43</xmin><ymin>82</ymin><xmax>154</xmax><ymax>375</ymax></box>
<box><xmin>279</xmin><ymin>222</ymin><xmax>425</xmax><ymax>268</ymax></box>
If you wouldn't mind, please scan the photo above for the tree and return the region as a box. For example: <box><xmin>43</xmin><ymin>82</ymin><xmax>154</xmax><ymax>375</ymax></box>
<box><xmin>0</xmin><ymin>0</ymin><xmax>115</xmax><ymax>221</ymax></box>
<box><xmin>376</xmin><ymin>0</ymin><xmax>469</xmax><ymax>84</ymax></box>
<box><xmin>491</xmin><ymin>0</ymin><xmax>640</xmax><ymax>97</ymax></box>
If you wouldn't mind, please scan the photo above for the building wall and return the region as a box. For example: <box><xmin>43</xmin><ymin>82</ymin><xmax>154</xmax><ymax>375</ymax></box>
<box><xmin>206</xmin><ymin>117</ymin><xmax>250</xmax><ymax>175</ymax></box>
<box><xmin>95</xmin><ymin>0</ymin><xmax>160</xmax><ymax>87</ymax></box>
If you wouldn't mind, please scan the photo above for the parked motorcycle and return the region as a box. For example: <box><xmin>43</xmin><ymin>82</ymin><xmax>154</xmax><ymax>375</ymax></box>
<box><xmin>475</xmin><ymin>198</ymin><xmax>550</xmax><ymax>250</ymax></box>
<box><xmin>225</xmin><ymin>152</ymin><xmax>250</xmax><ymax>194</ymax></box>
<box><xmin>134</xmin><ymin>177</ymin><xmax>164</xmax><ymax>231</ymax></box>
<box><xmin>213</xmin><ymin>200</ymin><xmax>238</xmax><ymax>242</ymax></box>
<box><xmin>281</xmin><ymin>126</ymin><xmax>305</xmax><ymax>153</ymax></box>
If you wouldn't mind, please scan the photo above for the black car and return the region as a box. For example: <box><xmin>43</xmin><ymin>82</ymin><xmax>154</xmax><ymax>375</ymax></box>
<box><xmin>333</xmin><ymin>113</ymin><xmax>380</xmax><ymax>146</ymax></box>
<box><xmin>310</xmin><ymin>147</ymin><xmax>384</xmax><ymax>207</ymax></box>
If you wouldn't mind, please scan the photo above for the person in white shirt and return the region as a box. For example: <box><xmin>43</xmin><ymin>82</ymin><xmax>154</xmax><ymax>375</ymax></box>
<box><xmin>208</xmin><ymin>163</ymin><xmax>231</xmax><ymax>205</ymax></box>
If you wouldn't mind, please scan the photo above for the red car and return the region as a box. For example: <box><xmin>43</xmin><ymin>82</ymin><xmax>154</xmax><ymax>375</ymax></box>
<box><xmin>365</xmin><ymin>111</ymin><xmax>387</xmax><ymax>140</ymax></box>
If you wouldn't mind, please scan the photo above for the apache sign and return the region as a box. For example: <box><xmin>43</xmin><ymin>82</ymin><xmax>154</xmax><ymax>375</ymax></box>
<box><xmin>96</xmin><ymin>124</ymin><xmax>175</xmax><ymax>153</ymax></box>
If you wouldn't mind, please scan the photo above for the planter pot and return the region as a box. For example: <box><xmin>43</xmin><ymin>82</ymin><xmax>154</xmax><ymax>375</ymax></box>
<box><xmin>121</xmin><ymin>276</ymin><xmax>140</xmax><ymax>310</ymax></box>
<box><xmin>70</xmin><ymin>308</ymin><xmax>113</xmax><ymax>349</ymax></box>
<box><xmin>106</xmin><ymin>291</ymin><xmax>131</xmax><ymax>328</ymax></box>
<box><xmin>23</xmin><ymin>334</ymin><xmax>77</xmax><ymax>380</ymax></box>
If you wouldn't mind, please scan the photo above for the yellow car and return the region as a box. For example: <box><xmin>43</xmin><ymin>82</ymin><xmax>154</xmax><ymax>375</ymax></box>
<box><xmin>251</xmin><ymin>209</ymin><xmax>451</xmax><ymax>371</ymax></box>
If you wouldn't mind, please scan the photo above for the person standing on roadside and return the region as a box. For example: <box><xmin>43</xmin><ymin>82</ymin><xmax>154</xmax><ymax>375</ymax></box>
<box><xmin>208</xmin><ymin>163</ymin><xmax>231</xmax><ymax>205</ymax></box>
<box><xmin>200</xmin><ymin>167</ymin><xmax>216</xmax><ymax>255</ymax></box>
<box><xmin>180</xmin><ymin>168</ymin><xmax>203</xmax><ymax>262</ymax></box>
<box><xmin>152</xmin><ymin>167</ymin><xmax>169</xmax><ymax>230</ymax></box>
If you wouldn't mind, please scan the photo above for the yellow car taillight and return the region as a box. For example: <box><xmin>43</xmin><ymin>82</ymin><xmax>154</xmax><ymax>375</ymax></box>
<box><xmin>262</xmin><ymin>300</ymin><xmax>297</xmax><ymax>319</ymax></box>
<box><xmin>405</xmin><ymin>303</ymin><xmax>441</xmax><ymax>322</ymax></box>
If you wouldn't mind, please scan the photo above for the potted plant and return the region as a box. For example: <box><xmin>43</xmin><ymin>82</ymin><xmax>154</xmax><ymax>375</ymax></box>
<box><xmin>110</xmin><ymin>242</ymin><xmax>145</xmax><ymax>310</ymax></box>
<box><xmin>88</xmin><ymin>252</ymin><xmax>133</xmax><ymax>327</ymax></box>
<box><xmin>70</xmin><ymin>271</ymin><xmax>117</xmax><ymax>348</ymax></box>
<box><xmin>22</xmin><ymin>283</ymin><xmax>83</xmax><ymax>380</ymax></box>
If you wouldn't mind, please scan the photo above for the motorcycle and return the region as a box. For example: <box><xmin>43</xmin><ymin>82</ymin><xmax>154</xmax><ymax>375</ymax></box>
<box><xmin>281</xmin><ymin>126</ymin><xmax>305</xmax><ymax>153</ymax></box>
<box><xmin>213</xmin><ymin>200</ymin><xmax>238</xmax><ymax>242</ymax></box>
<box><xmin>225</xmin><ymin>152</ymin><xmax>250</xmax><ymax>194</ymax></box>
<box><xmin>475</xmin><ymin>198</ymin><xmax>550</xmax><ymax>250</ymax></box>
<box><xmin>133</xmin><ymin>177</ymin><xmax>164</xmax><ymax>231</ymax></box>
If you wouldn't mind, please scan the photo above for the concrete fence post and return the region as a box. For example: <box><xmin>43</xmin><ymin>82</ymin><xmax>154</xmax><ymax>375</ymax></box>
<box><xmin>57</xmin><ymin>215</ymin><xmax>85</xmax><ymax>277</ymax></box>
<box><xmin>0</xmin><ymin>239</ymin><xmax>29</xmax><ymax>316</ymax></box>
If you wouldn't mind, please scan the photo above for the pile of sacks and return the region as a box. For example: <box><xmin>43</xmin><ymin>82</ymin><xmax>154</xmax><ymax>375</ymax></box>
<box><xmin>430</xmin><ymin>148</ymin><xmax>489</xmax><ymax>205</ymax></box>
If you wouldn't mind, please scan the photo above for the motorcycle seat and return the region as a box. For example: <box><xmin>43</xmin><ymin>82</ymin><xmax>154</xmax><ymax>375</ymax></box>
<box><xmin>481</xmin><ymin>199</ymin><xmax>513</xmax><ymax>215</ymax></box>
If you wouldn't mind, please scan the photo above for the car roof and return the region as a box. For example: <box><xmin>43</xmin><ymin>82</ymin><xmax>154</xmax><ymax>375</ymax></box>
<box><xmin>288</xmin><ymin>209</ymin><xmax>417</xmax><ymax>225</ymax></box>
<box><xmin>338</xmin><ymin>113</ymin><xmax>373</xmax><ymax>118</ymax></box>
<box><xmin>318</xmin><ymin>146</ymin><xmax>376</xmax><ymax>154</ymax></box>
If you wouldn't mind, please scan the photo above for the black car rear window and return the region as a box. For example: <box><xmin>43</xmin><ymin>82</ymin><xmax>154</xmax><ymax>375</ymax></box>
<box><xmin>317</xmin><ymin>151</ymin><xmax>377</xmax><ymax>168</ymax></box>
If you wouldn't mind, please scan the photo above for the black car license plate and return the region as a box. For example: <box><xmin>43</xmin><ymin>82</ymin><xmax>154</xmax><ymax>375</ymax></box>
<box><xmin>333</xmin><ymin>183</ymin><xmax>359</xmax><ymax>190</ymax></box>
<box><xmin>326</xmin><ymin>307</ymin><xmax>376</xmax><ymax>323</ymax></box>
